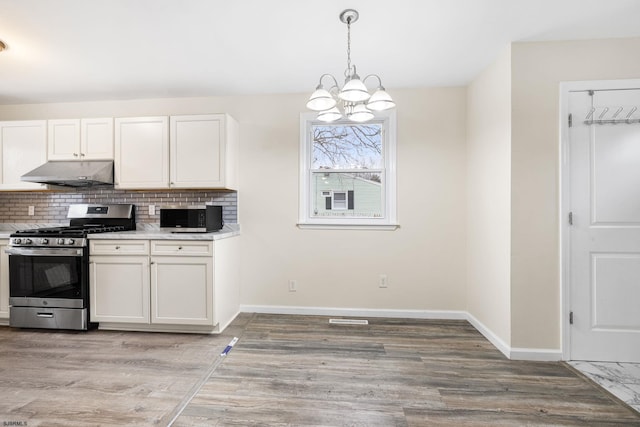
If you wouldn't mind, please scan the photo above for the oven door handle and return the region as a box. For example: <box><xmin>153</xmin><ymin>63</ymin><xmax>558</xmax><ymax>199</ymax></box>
<box><xmin>4</xmin><ymin>247</ymin><xmax>84</xmax><ymax>257</ymax></box>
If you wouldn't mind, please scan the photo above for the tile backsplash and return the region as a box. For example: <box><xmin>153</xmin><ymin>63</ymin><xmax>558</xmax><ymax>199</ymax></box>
<box><xmin>0</xmin><ymin>188</ymin><xmax>237</xmax><ymax>224</ymax></box>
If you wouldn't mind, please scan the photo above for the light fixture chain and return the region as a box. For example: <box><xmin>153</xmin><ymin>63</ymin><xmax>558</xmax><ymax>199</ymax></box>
<box><xmin>346</xmin><ymin>17</ymin><xmax>352</xmax><ymax>77</ymax></box>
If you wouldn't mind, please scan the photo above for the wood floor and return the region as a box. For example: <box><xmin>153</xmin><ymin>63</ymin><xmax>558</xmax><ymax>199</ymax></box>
<box><xmin>1</xmin><ymin>313</ymin><xmax>638</xmax><ymax>426</ymax></box>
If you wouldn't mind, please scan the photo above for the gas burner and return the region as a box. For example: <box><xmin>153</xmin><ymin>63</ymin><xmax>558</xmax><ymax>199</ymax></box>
<box><xmin>10</xmin><ymin>204</ymin><xmax>136</xmax><ymax>248</ymax></box>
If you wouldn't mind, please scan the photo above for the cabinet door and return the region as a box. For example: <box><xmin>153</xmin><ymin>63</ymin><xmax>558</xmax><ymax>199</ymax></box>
<box><xmin>170</xmin><ymin>114</ymin><xmax>227</xmax><ymax>188</ymax></box>
<box><xmin>90</xmin><ymin>255</ymin><xmax>150</xmax><ymax>323</ymax></box>
<box><xmin>150</xmin><ymin>256</ymin><xmax>214</xmax><ymax>326</ymax></box>
<box><xmin>48</xmin><ymin>119</ymin><xmax>81</xmax><ymax>160</ymax></box>
<box><xmin>81</xmin><ymin>118</ymin><xmax>114</xmax><ymax>159</ymax></box>
<box><xmin>0</xmin><ymin>121</ymin><xmax>47</xmax><ymax>190</ymax></box>
<box><xmin>114</xmin><ymin>116</ymin><xmax>169</xmax><ymax>189</ymax></box>
<box><xmin>0</xmin><ymin>240</ymin><xmax>9</xmax><ymax>319</ymax></box>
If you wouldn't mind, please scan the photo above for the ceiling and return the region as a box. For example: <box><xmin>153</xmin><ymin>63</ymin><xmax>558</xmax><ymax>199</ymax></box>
<box><xmin>1</xmin><ymin>0</ymin><xmax>640</xmax><ymax>105</ymax></box>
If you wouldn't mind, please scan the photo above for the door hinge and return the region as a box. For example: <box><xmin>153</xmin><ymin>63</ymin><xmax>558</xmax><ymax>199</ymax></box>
<box><xmin>569</xmin><ymin>311</ymin><xmax>574</xmax><ymax>325</ymax></box>
<box><xmin>568</xmin><ymin>212</ymin><xmax>573</xmax><ymax>225</ymax></box>
<box><xmin>568</xmin><ymin>113</ymin><xmax>573</xmax><ymax>128</ymax></box>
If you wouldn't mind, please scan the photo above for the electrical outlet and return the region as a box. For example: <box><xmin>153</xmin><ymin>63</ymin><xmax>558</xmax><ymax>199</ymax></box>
<box><xmin>288</xmin><ymin>280</ymin><xmax>297</xmax><ymax>292</ymax></box>
<box><xmin>379</xmin><ymin>274</ymin><xmax>388</xmax><ymax>288</ymax></box>
<box><xmin>28</xmin><ymin>206</ymin><xmax>35</xmax><ymax>216</ymax></box>
<box><xmin>149</xmin><ymin>205</ymin><xmax>156</xmax><ymax>215</ymax></box>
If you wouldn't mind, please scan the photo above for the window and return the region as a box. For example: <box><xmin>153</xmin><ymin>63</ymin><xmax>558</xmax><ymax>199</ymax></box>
<box><xmin>327</xmin><ymin>190</ymin><xmax>352</xmax><ymax>210</ymax></box>
<box><xmin>299</xmin><ymin>111</ymin><xmax>397</xmax><ymax>229</ymax></box>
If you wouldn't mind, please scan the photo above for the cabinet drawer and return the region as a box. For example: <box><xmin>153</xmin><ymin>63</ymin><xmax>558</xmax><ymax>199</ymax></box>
<box><xmin>151</xmin><ymin>240</ymin><xmax>213</xmax><ymax>256</ymax></box>
<box><xmin>90</xmin><ymin>240</ymin><xmax>149</xmax><ymax>255</ymax></box>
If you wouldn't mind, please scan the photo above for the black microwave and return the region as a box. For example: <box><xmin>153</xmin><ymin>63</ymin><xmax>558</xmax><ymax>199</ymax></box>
<box><xmin>159</xmin><ymin>205</ymin><xmax>223</xmax><ymax>233</ymax></box>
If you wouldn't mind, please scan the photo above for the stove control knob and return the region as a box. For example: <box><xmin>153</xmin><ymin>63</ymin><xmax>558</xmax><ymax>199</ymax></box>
<box><xmin>41</xmin><ymin>238</ymin><xmax>49</xmax><ymax>245</ymax></box>
<box><xmin>14</xmin><ymin>238</ymin><xmax>21</xmax><ymax>244</ymax></box>
<box><xmin>57</xmin><ymin>238</ymin><xmax>65</xmax><ymax>245</ymax></box>
<box><xmin>65</xmin><ymin>239</ymin><xmax>75</xmax><ymax>246</ymax></box>
<box><xmin>24</xmin><ymin>239</ymin><xmax>32</xmax><ymax>245</ymax></box>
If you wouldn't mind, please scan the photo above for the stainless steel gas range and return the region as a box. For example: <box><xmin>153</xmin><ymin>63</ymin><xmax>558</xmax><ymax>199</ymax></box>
<box><xmin>6</xmin><ymin>204</ymin><xmax>136</xmax><ymax>330</ymax></box>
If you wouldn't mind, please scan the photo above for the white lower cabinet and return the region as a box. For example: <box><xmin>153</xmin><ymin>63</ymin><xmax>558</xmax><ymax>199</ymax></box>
<box><xmin>0</xmin><ymin>239</ymin><xmax>9</xmax><ymax>321</ymax></box>
<box><xmin>150</xmin><ymin>240</ymin><xmax>213</xmax><ymax>326</ymax></box>
<box><xmin>90</xmin><ymin>255</ymin><xmax>150</xmax><ymax>323</ymax></box>
<box><xmin>89</xmin><ymin>240</ymin><xmax>150</xmax><ymax>323</ymax></box>
<box><xmin>89</xmin><ymin>239</ymin><xmax>229</xmax><ymax>332</ymax></box>
<box><xmin>151</xmin><ymin>255</ymin><xmax>213</xmax><ymax>326</ymax></box>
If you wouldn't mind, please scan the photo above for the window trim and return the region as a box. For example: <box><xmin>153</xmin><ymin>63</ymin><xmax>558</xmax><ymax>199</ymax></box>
<box><xmin>298</xmin><ymin>111</ymin><xmax>398</xmax><ymax>230</ymax></box>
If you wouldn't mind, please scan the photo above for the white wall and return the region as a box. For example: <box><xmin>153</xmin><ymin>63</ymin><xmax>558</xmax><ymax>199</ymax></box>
<box><xmin>466</xmin><ymin>46</ymin><xmax>512</xmax><ymax>346</ymax></box>
<box><xmin>0</xmin><ymin>87</ymin><xmax>469</xmax><ymax>314</ymax></box>
<box><xmin>238</xmin><ymin>88</ymin><xmax>468</xmax><ymax>312</ymax></box>
<box><xmin>510</xmin><ymin>37</ymin><xmax>640</xmax><ymax>349</ymax></box>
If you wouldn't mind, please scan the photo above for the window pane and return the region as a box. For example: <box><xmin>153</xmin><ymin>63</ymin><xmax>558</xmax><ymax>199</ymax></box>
<box><xmin>333</xmin><ymin>192</ymin><xmax>347</xmax><ymax>210</ymax></box>
<box><xmin>312</xmin><ymin>123</ymin><xmax>383</xmax><ymax>169</ymax></box>
<box><xmin>311</xmin><ymin>172</ymin><xmax>383</xmax><ymax>218</ymax></box>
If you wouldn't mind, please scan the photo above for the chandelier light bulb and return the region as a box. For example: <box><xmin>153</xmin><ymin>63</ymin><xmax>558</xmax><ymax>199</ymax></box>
<box><xmin>306</xmin><ymin>87</ymin><xmax>337</xmax><ymax>111</ymax></box>
<box><xmin>338</xmin><ymin>76</ymin><xmax>371</xmax><ymax>103</ymax></box>
<box><xmin>347</xmin><ymin>103</ymin><xmax>374</xmax><ymax>122</ymax></box>
<box><xmin>366</xmin><ymin>88</ymin><xmax>396</xmax><ymax>111</ymax></box>
<box><xmin>317</xmin><ymin>107</ymin><xmax>342</xmax><ymax>122</ymax></box>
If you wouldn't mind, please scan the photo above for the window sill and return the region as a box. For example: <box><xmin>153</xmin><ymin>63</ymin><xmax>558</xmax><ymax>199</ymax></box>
<box><xmin>297</xmin><ymin>223</ymin><xmax>399</xmax><ymax>231</ymax></box>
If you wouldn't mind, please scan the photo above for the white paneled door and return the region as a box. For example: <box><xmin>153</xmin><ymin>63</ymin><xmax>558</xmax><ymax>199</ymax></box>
<box><xmin>569</xmin><ymin>88</ymin><xmax>640</xmax><ymax>362</ymax></box>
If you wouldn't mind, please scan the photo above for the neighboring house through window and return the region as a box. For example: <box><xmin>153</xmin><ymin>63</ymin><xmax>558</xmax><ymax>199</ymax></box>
<box><xmin>299</xmin><ymin>111</ymin><xmax>397</xmax><ymax>229</ymax></box>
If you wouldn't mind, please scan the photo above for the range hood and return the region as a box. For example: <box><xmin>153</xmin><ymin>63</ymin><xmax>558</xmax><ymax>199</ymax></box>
<box><xmin>21</xmin><ymin>160</ymin><xmax>114</xmax><ymax>187</ymax></box>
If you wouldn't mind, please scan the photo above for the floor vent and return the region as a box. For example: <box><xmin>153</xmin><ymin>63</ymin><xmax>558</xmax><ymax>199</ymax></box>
<box><xmin>329</xmin><ymin>318</ymin><xmax>369</xmax><ymax>325</ymax></box>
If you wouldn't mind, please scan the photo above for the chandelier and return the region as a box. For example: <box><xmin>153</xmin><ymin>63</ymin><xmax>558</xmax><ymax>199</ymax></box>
<box><xmin>306</xmin><ymin>9</ymin><xmax>396</xmax><ymax>123</ymax></box>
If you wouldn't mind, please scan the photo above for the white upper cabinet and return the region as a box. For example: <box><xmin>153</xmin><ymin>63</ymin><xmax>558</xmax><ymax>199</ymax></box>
<box><xmin>114</xmin><ymin>114</ymin><xmax>238</xmax><ymax>190</ymax></box>
<box><xmin>170</xmin><ymin>114</ymin><xmax>238</xmax><ymax>190</ymax></box>
<box><xmin>48</xmin><ymin>118</ymin><xmax>114</xmax><ymax>160</ymax></box>
<box><xmin>48</xmin><ymin>119</ymin><xmax>80</xmax><ymax>160</ymax></box>
<box><xmin>81</xmin><ymin>118</ymin><xmax>114</xmax><ymax>159</ymax></box>
<box><xmin>0</xmin><ymin>120</ymin><xmax>47</xmax><ymax>190</ymax></box>
<box><xmin>114</xmin><ymin>116</ymin><xmax>169</xmax><ymax>189</ymax></box>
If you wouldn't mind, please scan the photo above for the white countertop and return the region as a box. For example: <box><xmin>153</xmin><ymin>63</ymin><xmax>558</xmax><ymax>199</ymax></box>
<box><xmin>0</xmin><ymin>223</ymin><xmax>240</xmax><ymax>241</ymax></box>
<box><xmin>87</xmin><ymin>223</ymin><xmax>240</xmax><ymax>241</ymax></box>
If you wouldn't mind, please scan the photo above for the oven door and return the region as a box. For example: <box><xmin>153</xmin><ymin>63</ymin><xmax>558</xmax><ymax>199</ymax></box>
<box><xmin>6</xmin><ymin>247</ymin><xmax>88</xmax><ymax>309</ymax></box>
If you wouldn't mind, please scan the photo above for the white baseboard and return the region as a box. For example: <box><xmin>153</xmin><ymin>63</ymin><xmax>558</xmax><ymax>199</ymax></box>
<box><xmin>239</xmin><ymin>305</ymin><xmax>563</xmax><ymax>361</ymax></box>
<box><xmin>239</xmin><ymin>304</ymin><xmax>467</xmax><ymax>320</ymax></box>
<box><xmin>465</xmin><ymin>312</ymin><xmax>511</xmax><ymax>359</ymax></box>
<box><xmin>509</xmin><ymin>348</ymin><xmax>563</xmax><ymax>361</ymax></box>
<box><xmin>465</xmin><ymin>312</ymin><xmax>562</xmax><ymax>361</ymax></box>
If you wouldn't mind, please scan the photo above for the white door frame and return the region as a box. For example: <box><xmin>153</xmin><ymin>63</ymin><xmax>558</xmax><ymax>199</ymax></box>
<box><xmin>559</xmin><ymin>79</ymin><xmax>640</xmax><ymax>361</ymax></box>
